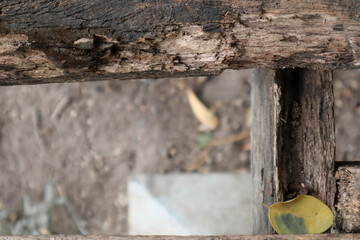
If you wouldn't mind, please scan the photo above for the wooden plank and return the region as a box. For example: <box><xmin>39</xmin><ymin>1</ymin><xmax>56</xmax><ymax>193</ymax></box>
<box><xmin>274</xmin><ymin>69</ymin><xmax>336</xmax><ymax>206</ymax></box>
<box><xmin>251</xmin><ymin>69</ymin><xmax>279</xmax><ymax>234</ymax></box>
<box><xmin>336</xmin><ymin>165</ymin><xmax>360</xmax><ymax>232</ymax></box>
<box><xmin>1</xmin><ymin>0</ymin><xmax>360</xmax><ymax>85</ymax></box>
<box><xmin>0</xmin><ymin>235</ymin><xmax>360</xmax><ymax>240</ymax></box>
<box><xmin>251</xmin><ymin>69</ymin><xmax>336</xmax><ymax>234</ymax></box>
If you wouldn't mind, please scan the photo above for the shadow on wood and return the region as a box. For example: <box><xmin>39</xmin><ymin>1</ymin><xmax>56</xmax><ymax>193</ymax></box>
<box><xmin>251</xmin><ymin>69</ymin><xmax>336</xmax><ymax>234</ymax></box>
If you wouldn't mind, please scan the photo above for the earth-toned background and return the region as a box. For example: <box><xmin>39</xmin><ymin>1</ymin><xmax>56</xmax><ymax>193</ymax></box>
<box><xmin>0</xmin><ymin>69</ymin><xmax>359</xmax><ymax>234</ymax></box>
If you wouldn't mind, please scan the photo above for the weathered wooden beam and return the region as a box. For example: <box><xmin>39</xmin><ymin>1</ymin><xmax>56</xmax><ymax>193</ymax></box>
<box><xmin>336</xmin><ymin>165</ymin><xmax>360</xmax><ymax>232</ymax></box>
<box><xmin>251</xmin><ymin>69</ymin><xmax>278</xmax><ymax>234</ymax></box>
<box><xmin>0</xmin><ymin>235</ymin><xmax>360</xmax><ymax>240</ymax></box>
<box><xmin>1</xmin><ymin>0</ymin><xmax>360</xmax><ymax>85</ymax></box>
<box><xmin>274</xmin><ymin>69</ymin><xmax>336</xmax><ymax>206</ymax></box>
<box><xmin>251</xmin><ymin>69</ymin><xmax>336</xmax><ymax>234</ymax></box>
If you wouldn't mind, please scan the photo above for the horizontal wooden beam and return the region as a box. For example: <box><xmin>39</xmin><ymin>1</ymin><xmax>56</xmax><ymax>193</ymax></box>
<box><xmin>1</xmin><ymin>0</ymin><xmax>360</xmax><ymax>85</ymax></box>
<box><xmin>0</xmin><ymin>235</ymin><xmax>360</xmax><ymax>240</ymax></box>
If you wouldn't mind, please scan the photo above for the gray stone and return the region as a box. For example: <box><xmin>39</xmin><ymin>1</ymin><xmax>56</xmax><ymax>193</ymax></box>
<box><xmin>128</xmin><ymin>173</ymin><xmax>252</xmax><ymax>235</ymax></box>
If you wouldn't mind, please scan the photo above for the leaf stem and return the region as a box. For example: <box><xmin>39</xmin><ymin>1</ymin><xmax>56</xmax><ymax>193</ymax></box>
<box><xmin>262</xmin><ymin>203</ymin><xmax>270</xmax><ymax>208</ymax></box>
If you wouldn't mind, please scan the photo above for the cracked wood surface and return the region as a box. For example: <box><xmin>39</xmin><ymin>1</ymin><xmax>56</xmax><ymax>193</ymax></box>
<box><xmin>251</xmin><ymin>69</ymin><xmax>336</xmax><ymax>234</ymax></box>
<box><xmin>0</xmin><ymin>235</ymin><xmax>360</xmax><ymax>240</ymax></box>
<box><xmin>1</xmin><ymin>0</ymin><xmax>360</xmax><ymax>85</ymax></box>
<box><xmin>336</xmin><ymin>165</ymin><xmax>360</xmax><ymax>232</ymax></box>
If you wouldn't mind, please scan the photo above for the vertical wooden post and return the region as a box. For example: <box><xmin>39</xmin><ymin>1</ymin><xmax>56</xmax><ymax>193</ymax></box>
<box><xmin>337</xmin><ymin>165</ymin><xmax>360</xmax><ymax>232</ymax></box>
<box><xmin>251</xmin><ymin>69</ymin><xmax>279</xmax><ymax>234</ymax></box>
<box><xmin>251</xmin><ymin>69</ymin><xmax>336</xmax><ymax>234</ymax></box>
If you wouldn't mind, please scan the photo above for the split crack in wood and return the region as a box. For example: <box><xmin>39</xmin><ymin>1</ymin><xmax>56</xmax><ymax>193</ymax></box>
<box><xmin>1</xmin><ymin>0</ymin><xmax>360</xmax><ymax>84</ymax></box>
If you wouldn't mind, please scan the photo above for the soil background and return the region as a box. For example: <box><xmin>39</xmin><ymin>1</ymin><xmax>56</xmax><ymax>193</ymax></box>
<box><xmin>0</xmin><ymin>69</ymin><xmax>359</xmax><ymax>234</ymax></box>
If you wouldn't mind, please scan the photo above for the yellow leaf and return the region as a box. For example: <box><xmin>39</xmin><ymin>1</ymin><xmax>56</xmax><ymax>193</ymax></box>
<box><xmin>266</xmin><ymin>195</ymin><xmax>334</xmax><ymax>234</ymax></box>
<box><xmin>186</xmin><ymin>88</ymin><xmax>219</xmax><ymax>130</ymax></box>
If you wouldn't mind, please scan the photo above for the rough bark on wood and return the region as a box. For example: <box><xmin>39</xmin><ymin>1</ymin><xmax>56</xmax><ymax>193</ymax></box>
<box><xmin>0</xmin><ymin>235</ymin><xmax>360</xmax><ymax>240</ymax></box>
<box><xmin>275</xmin><ymin>69</ymin><xmax>336</xmax><ymax>205</ymax></box>
<box><xmin>251</xmin><ymin>69</ymin><xmax>336</xmax><ymax>234</ymax></box>
<box><xmin>1</xmin><ymin>0</ymin><xmax>360</xmax><ymax>85</ymax></box>
<box><xmin>336</xmin><ymin>165</ymin><xmax>360</xmax><ymax>233</ymax></box>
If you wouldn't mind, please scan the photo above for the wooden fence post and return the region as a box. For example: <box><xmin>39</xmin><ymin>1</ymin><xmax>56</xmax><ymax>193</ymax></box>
<box><xmin>337</xmin><ymin>165</ymin><xmax>360</xmax><ymax>232</ymax></box>
<box><xmin>251</xmin><ymin>69</ymin><xmax>336</xmax><ymax>234</ymax></box>
<box><xmin>251</xmin><ymin>69</ymin><xmax>278</xmax><ymax>234</ymax></box>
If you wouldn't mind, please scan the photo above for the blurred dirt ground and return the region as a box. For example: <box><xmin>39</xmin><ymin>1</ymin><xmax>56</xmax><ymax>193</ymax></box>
<box><xmin>0</xmin><ymin>69</ymin><xmax>359</xmax><ymax>234</ymax></box>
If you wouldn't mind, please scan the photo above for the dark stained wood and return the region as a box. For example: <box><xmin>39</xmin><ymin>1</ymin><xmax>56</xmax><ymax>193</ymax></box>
<box><xmin>0</xmin><ymin>235</ymin><xmax>360</xmax><ymax>240</ymax></box>
<box><xmin>251</xmin><ymin>69</ymin><xmax>336</xmax><ymax>234</ymax></box>
<box><xmin>275</xmin><ymin>69</ymin><xmax>336</xmax><ymax>206</ymax></box>
<box><xmin>336</xmin><ymin>165</ymin><xmax>360</xmax><ymax>232</ymax></box>
<box><xmin>1</xmin><ymin>0</ymin><xmax>360</xmax><ymax>85</ymax></box>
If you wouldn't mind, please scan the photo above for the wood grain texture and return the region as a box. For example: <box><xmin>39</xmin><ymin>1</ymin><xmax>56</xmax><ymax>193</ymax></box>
<box><xmin>337</xmin><ymin>166</ymin><xmax>360</xmax><ymax>232</ymax></box>
<box><xmin>251</xmin><ymin>69</ymin><xmax>279</xmax><ymax>234</ymax></box>
<box><xmin>1</xmin><ymin>0</ymin><xmax>360</xmax><ymax>85</ymax></box>
<box><xmin>251</xmin><ymin>69</ymin><xmax>336</xmax><ymax>234</ymax></box>
<box><xmin>275</xmin><ymin>69</ymin><xmax>336</xmax><ymax>207</ymax></box>
<box><xmin>0</xmin><ymin>235</ymin><xmax>360</xmax><ymax>240</ymax></box>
